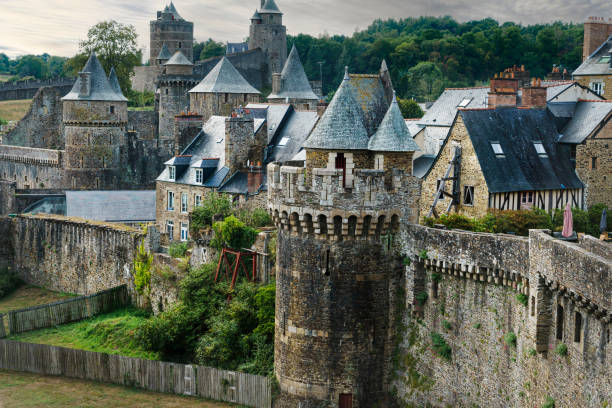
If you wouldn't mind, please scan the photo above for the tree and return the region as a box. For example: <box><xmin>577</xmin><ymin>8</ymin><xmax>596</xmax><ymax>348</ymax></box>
<box><xmin>78</xmin><ymin>20</ymin><xmax>142</xmax><ymax>93</ymax></box>
<box><xmin>405</xmin><ymin>61</ymin><xmax>445</xmax><ymax>101</ymax></box>
<box><xmin>397</xmin><ymin>98</ymin><xmax>424</xmax><ymax>119</ymax></box>
<box><xmin>0</xmin><ymin>53</ymin><xmax>9</xmax><ymax>73</ymax></box>
<box><xmin>15</xmin><ymin>56</ymin><xmax>47</xmax><ymax>79</ymax></box>
<box><xmin>199</xmin><ymin>39</ymin><xmax>226</xmax><ymax>61</ymax></box>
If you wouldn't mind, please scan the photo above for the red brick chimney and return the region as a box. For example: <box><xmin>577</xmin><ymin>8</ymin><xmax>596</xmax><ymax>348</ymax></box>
<box><xmin>521</xmin><ymin>78</ymin><xmax>547</xmax><ymax>109</ymax></box>
<box><xmin>488</xmin><ymin>72</ymin><xmax>519</xmax><ymax>109</ymax></box>
<box><xmin>247</xmin><ymin>162</ymin><xmax>263</xmax><ymax>193</ymax></box>
<box><xmin>583</xmin><ymin>17</ymin><xmax>612</xmax><ymax>62</ymax></box>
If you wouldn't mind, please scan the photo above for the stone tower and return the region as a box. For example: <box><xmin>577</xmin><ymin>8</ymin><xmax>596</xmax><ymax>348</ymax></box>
<box><xmin>248</xmin><ymin>0</ymin><xmax>287</xmax><ymax>82</ymax></box>
<box><xmin>268</xmin><ymin>45</ymin><xmax>319</xmax><ymax>110</ymax></box>
<box><xmin>268</xmin><ymin>69</ymin><xmax>421</xmax><ymax>407</ymax></box>
<box><xmin>61</xmin><ymin>53</ymin><xmax>128</xmax><ymax>190</ymax></box>
<box><xmin>150</xmin><ymin>2</ymin><xmax>194</xmax><ymax>66</ymax></box>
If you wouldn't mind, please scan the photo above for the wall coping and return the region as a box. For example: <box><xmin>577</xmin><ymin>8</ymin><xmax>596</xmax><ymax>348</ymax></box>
<box><xmin>16</xmin><ymin>214</ymin><xmax>143</xmax><ymax>234</ymax></box>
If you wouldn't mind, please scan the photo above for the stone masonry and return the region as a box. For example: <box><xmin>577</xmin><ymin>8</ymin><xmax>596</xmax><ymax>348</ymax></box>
<box><xmin>575</xmin><ymin>120</ymin><xmax>612</xmax><ymax>208</ymax></box>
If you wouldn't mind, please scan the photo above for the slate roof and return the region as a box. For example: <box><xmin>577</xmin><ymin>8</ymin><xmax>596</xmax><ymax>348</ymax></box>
<box><xmin>347</xmin><ymin>74</ymin><xmax>390</xmax><ymax>136</ymax></box>
<box><xmin>108</xmin><ymin>67</ymin><xmax>124</xmax><ymax>98</ymax></box>
<box><xmin>157</xmin><ymin>43</ymin><xmax>172</xmax><ymax>61</ymax></box>
<box><xmin>266</xmin><ymin>109</ymin><xmax>318</xmax><ymax>162</ymax></box>
<box><xmin>165</xmin><ymin>51</ymin><xmax>193</xmax><ymax>66</ymax></box>
<box><xmin>218</xmin><ymin>172</ymin><xmax>248</xmax><ymax>194</ymax></box>
<box><xmin>65</xmin><ymin>190</ymin><xmax>156</xmax><ymax>222</ymax></box>
<box><xmin>303</xmin><ymin>69</ymin><xmax>370</xmax><ymax>150</ymax></box>
<box><xmin>368</xmin><ymin>96</ymin><xmax>420</xmax><ymax>152</ymax></box>
<box><xmin>573</xmin><ymin>34</ymin><xmax>612</xmax><ymax>76</ymax></box>
<box><xmin>413</xmin><ymin>155</ymin><xmax>436</xmax><ymax>179</ymax></box>
<box><xmin>547</xmin><ymin>102</ymin><xmax>577</xmax><ymax>132</ymax></box>
<box><xmin>162</xmin><ymin>2</ymin><xmax>184</xmax><ymax>20</ymax></box>
<box><xmin>559</xmin><ymin>101</ymin><xmax>612</xmax><ymax>144</ymax></box>
<box><xmin>189</xmin><ymin>57</ymin><xmax>260</xmax><ymax>94</ymax></box>
<box><xmin>456</xmin><ymin>108</ymin><xmax>583</xmax><ymax>193</ymax></box>
<box><xmin>260</xmin><ymin>0</ymin><xmax>282</xmax><ymax>14</ymax></box>
<box><xmin>268</xmin><ymin>46</ymin><xmax>318</xmax><ymax>101</ymax></box>
<box><xmin>251</xmin><ymin>10</ymin><xmax>262</xmax><ymax>20</ymax></box>
<box><xmin>62</xmin><ymin>53</ymin><xmax>127</xmax><ymax>102</ymax></box>
<box><xmin>419</xmin><ymin>88</ymin><xmax>489</xmax><ymax>127</ymax></box>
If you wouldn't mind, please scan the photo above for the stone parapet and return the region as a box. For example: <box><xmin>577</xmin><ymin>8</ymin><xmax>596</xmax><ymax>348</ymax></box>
<box><xmin>0</xmin><ymin>145</ymin><xmax>63</xmax><ymax>167</ymax></box>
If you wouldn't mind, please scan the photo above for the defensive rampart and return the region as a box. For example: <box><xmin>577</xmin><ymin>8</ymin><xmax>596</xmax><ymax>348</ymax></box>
<box><xmin>0</xmin><ymin>78</ymin><xmax>74</xmax><ymax>101</ymax></box>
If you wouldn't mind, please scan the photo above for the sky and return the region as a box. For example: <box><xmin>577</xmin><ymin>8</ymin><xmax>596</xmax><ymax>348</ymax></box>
<box><xmin>0</xmin><ymin>0</ymin><xmax>609</xmax><ymax>59</ymax></box>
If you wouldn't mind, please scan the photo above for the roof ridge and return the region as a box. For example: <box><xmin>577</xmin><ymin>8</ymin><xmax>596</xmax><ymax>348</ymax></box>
<box><xmin>445</xmin><ymin>86</ymin><xmax>489</xmax><ymax>90</ymax></box>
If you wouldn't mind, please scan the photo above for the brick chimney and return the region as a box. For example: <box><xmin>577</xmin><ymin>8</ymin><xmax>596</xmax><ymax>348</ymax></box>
<box><xmin>272</xmin><ymin>73</ymin><xmax>282</xmax><ymax>95</ymax></box>
<box><xmin>583</xmin><ymin>17</ymin><xmax>612</xmax><ymax>61</ymax></box>
<box><xmin>225</xmin><ymin>108</ymin><xmax>254</xmax><ymax>172</ymax></box>
<box><xmin>78</xmin><ymin>72</ymin><xmax>91</xmax><ymax>98</ymax></box>
<box><xmin>247</xmin><ymin>162</ymin><xmax>263</xmax><ymax>194</ymax></box>
<box><xmin>488</xmin><ymin>72</ymin><xmax>519</xmax><ymax>109</ymax></box>
<box><xmin>174</xmin><ymin>113</ymin><xmax>203</xmax><ymax>155</ymax></box>
<box><xmin>521</xmin><ymin>78</ymin><xmax>547</xmax><ymax>109</ymax></box>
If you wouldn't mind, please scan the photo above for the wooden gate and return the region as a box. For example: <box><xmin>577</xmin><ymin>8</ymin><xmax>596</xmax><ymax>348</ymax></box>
<box><xmin>339</xmin><ymin>393</ymin><xmax>353</xmax><ymax>408</ymax></box>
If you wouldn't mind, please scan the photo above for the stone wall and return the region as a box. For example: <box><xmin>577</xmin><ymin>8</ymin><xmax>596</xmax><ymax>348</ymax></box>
<box><xmin>2</xmin><ymin>86</ymin><xmax>64</xmax><ymax>149</ymax></box>
<box><xmin>0</xmin><ymin>180</ymin><xmax>16</xmax><ymax>215</ymax></box>
<box><xmin>158</xmin><ymin>77</ymin><xmax>199</xmax><ymax>140</ymax></box>
<box><xmin>0</xmin><ymin>78</ymin><xmax>73</xmax><ymax>102</ymax></box>
<box><xmin>131</xmin><ymin>66</ymin><xmax>161</xmax><ymax>93</ymax></box>
<box><xmin>0</xmin><ymin>145</ymin><xmax>64</xmax><ymax>189</ymax></box>
<box><xmin>0</xmin><ymin>216</ymin><xmax>13</xmax><ymax>270</ymax></box>
<box><xmin>576</xmin><ymin>131</ymin><xmax>612</xmax><ymax>208</ymax></box>
<box><xmin>575</xmin><ymin>75</ymin><xmax>612</xmax><ymax>99</ymax></box>
<box><xmin>190</xmin><ymin>92</ymin><xmax>261</xmax><ymax>123</ymax></box>
<box><xmin>10</xmin><ymin>214</ymin><xmax>146</xmax><ymax>297</ymax></box>
<box><xmin>128</xmin><ymin>110</ymin><xmax>157</xmax><ymax>140</ymax></box>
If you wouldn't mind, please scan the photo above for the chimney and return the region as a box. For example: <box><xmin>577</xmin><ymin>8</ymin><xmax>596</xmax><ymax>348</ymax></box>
<box><xmin>248</xmin><ymin>162</ymin><xmax>263</xmax><ymax>194</ymax></box>
<box><xmin>174</xmin><ymin>113</ymin><xmax>203</xmax><ymax>155</ymax></box>
<box><xmin>521</xmin><ymin>78</ymin><xmax>547</xmax><ymax>109</ymax></box>
<box><xmin>225</xmin><ymin>109</ymin><xmax>254</xmax><ymax>172</ymax></box>
<box><xmin>488</xmin><ymin>73</ymin><xmax>519</xmax><ymax>109</ymax></box>
<box><xmin>583</xmin><ymin>17</ymin><xmax>612</xmax><ymax>62</ymax></box>
<box><xmin>271</xmin><ymin>73</ymin><xmax>282</xmax><ymax>96</ymax></box>
<box><xmin>78</xmin><ymin>72</ymin><xmax>91</xmax><ymax>98</ymax></box>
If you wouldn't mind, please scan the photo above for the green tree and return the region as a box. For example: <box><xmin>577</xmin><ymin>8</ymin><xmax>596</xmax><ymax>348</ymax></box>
<box><xmin>397</xmin><ymin>98</ymin><xmax>424</xmax><ymax>118</ymax></box>
<box><xmin>0</xmin><ymin>53</ymin><xmax>9</xmax><ymax>73</ymax></box>
<box><xmin>78</xmin><ymin>20</ymin><xmax>142</xmax><ymax>93</ymax></box>
<box><xmin>199</xmin><ymin>39</ymin><xmax>226</xmax><ymax>61</ymax></box>
<box><xmin>15</xmin><ymin>56</ymin><xmax>47</xmax><ymax>79</ymax></box>
<box><xmin>405</xmin><ymin>61</ymin><xmax>445</xmax><ymax>101</ymax></box>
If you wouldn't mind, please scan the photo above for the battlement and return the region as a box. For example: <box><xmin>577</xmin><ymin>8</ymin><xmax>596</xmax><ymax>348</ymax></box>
<box><xmin>0</xmin><ymin>78</ymin><xmax>74</xmax><ymax>92</ymax></box>
<box><xmin>0</xmin><ymin>145</ymin><xmax>63</xmax><ymax>167</ymax></box>
<box><xmin>267</xmin><ymin>162</ymin><xmax>421</xmax><ymax>241</ymax></box>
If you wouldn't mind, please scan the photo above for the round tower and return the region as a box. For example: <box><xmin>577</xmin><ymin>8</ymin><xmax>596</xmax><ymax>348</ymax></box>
<box><xmin>150</xmin><ymin>2</ymin><xmax>194</xmax><ymax>66</ymax></box>
<box><xmin>268</xmin><ymin>69</ymin><xmax>421</xmax><ymax>407</ymax></box>
<box><xmin>248</xmin><ymin>0</ymin><xmax>287</xmax><ymax>81</ymax></box>
<box><xmin>61</xmin><ymin>53</ymin><xmax>128</xmax><ymax>190</ymax></box>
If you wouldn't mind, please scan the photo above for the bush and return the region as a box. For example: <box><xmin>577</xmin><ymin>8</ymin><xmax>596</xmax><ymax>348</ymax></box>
<box><xmin>542</xmin><ymin>396</ymin><xmax>555</xmax><ymax>408</ymax></box>
<box><xmin>126</xmin><ymin>89</ymin><xmax>155</xmax><ymax>108</ymax></box>
<box><xmin>0</xmin><ymin>268</ymin><xmax>20</xmax><ymax>298</ymax></box>
<box><xmin>430</xmin><ymin>332</ymin><xmax>452</xmax><ymax>361</ymax></box>
<box><xmin>516</xmin><ymin>293</ymin><xmax>528</xmax><ymax>307</ymax></box>
<box><xmin>190</xmin><ymin>192</ymin><xmax>232</xmax><ymax>232</ymax></box>
<box><xmin>235</xmin><ymin>207</ymin><xmax>273</xmax><ymax>229</ymax></box>
<box><xmin>0</xmin><ymin>118</ymin><xmax>7</xmax><ymax>126</ymax></box>
<box><xmin>397</xmin><ymin>98</ymin><xmax>424</xmax><ymax>119</ymax></box>
<box><xmin>528</xmin><ymin>348</ymin><xmax>537</xmax><ymax>357</ymax></box>
<box><xmin>416</xmin><ymin>291</ymin><xmax>428</xmax><ymax>306</ymax></box>
<box><xmin>442</xmin><ymin>320</ymin><xmax>452</xmax><ymax>330</ymax></box>
<box><xmin>168</xmin><ymin>241</ymin><xmax>189</xmax><ymax>258</ymax></box>
<box><xmin>555</xmin><ymin>343</ymin><xmax>568</xmax><ymax>356</ymax></box>
<box><xmin>504</xmin><ymin>332</ymin><xmax>517</xmax><ymax>348</ymax></box>
<box><xmin>211</xmin><ymin>216</ymin><xmax>258</xmax><ymax>251</ymax></box>
<box><xmin>133</xmin><ymin>243</ymin><xmax>153</xmax><ymax>295</ymax></box>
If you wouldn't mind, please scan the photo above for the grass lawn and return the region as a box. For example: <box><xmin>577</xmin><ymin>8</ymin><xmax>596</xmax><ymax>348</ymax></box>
<box><xmin>0</xmin><ymin>370</ymin><xmax>236</xmax><ymax>407</ymax></box>
<box><xmin>0</xmin><ymin>98</ymin><xmax>31</xmax><ymax>121</ymax></box>
<box><xmin>9</xmin><ymin>308</ymin><xmax>160</xmax><ymax>360</ymax></box>
<box><xmin>128</xmin><ymin>106</ymin><xmax>154</xmax><ymax>111</ymax></box>
<box><xmin>0</xmin><ymin>74</ymin><xmax>11</xmax><ymax>82</ymax></box>
<box><xmin>0</xmin><ymin>284</ymin><xmax>76</xmax><ymax>314</ymax></box>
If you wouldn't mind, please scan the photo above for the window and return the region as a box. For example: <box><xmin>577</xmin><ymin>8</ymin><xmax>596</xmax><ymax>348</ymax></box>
<box><xmin>521</xmin><ymin>191</ymin><xmax>534</xmax><ymax>204</ymax></box>
<box><xmin>375</xmin><ymin>154</ymin><xmax>384</xmax><ymax>170</ymax></box>
<box><xmin>167</xmin><ymin>221</ymin><xmax>174</xmax><ymax>241</ymax></box>
<box><xmin>180</xmin><ymin>223</ymin><xmax>189</xmax><ymax>242</ymax></box>
<box><xmin>457</xmin><ymin>97</ymin><xmax>472</xmax><ymax>108</ymax></box>
<box><xmin>195</xmin><ymin>194</ymin><xmax>202</xmax><ymax>207</ymax></box>
<box><xmin>574</xmin><ymin>312</ymin><xmax>582</xmax><ymax>343</ymax></box>
<box><xmin>224</xmin><ymin>93</ymin><xmax>229</xmax><ymax>103</ymax></box>
<box><xmin>110</xmin><ymin>105</ymin><xmax>115</xmax><ymax>114</ymax></box>
<box><xmin>590</xmin><ymin>82</ymin><xmax>604</xmax><ymax>96</ymax></box>
<box><xmin>278</xmin><ymin>137</ymin><xmax>290</xmax><ymax>146</ymax></box>
<box><xmin>169</xmin><ymin>166</ymin><xmax>176</xmax><ymax>181</ymax></box>
<box><xmin>533</xmin><ymin>142</ymin><xmax>547</xmax><ymax>158</ymax></box>
<box><xmin>531</xmin><ymin>296</ymin><xmax>535</xmax><ymax>316</ymax></box>
<box><xmin>165</xmin><ymin>88</ymin><xmax>169</xmax><ymax>95</ymax></box>
<box><xmin>463</xmin><ymin>186</ymin><xmax>474</xmax><ymax>206</ymax></box>
<box><xmin>195</xmin><ymin>169</ymin><xmax>203</xmax><ymax>184</ymax></box>
<box><xmin>491</xmin><ymin>142</ymin><xmax>504</xmax><ymax>157</ymax></box>
<box><xmin>181</xmin><ymin>193</ymin><xmax>188</xmax><ymax>213</ymax></box>
<box><xmin>592</xmin><ymin>157</ymin><xmax>598</xmax><ymax>169</ymax></box>
<box><xmin>598</xmin><ymin>56</ymin><xmax>610</xmax><ymax>64</ymax></box>
<box><xmin>570</xmin><ymin>145</ymin><xmax>577</xmax><ymax>161</ymax></box>
<box><xmin>167</xmin><ymin>191</ymin><xmax>175</xmax><ymax>211</ymax></box>
<box><xmin>556</xmin><ymin>304</ymin><xmax>564</xmax><ymax>341</ymax></box>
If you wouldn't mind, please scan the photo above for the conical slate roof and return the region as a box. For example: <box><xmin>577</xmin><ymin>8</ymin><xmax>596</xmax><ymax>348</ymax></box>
<box><xmin>268</xmin><ymin>45</ymin><xmax>318</xmax><ymax>101</ymax></box>
<box><xmin>157</xmin><ymin>43</ymin><xmax>172</xmax><ymax>61</ymax></box>
<box><xmin>189</xmin><ymin>57</ymin><xmax>260</xmax><ymax>94</ymax></box>
<box><xmin>62</xmin><ymin>52</ymin><xmax>127</xmax><ymax>102</ymax></box>
<box><xmin>303</xmin><ymin>68</ymin><xmax>369</xmax><ymax>150</ymax></box>
<box><xmin>251</xmin><ymin>9</ymin><xmax>262</xmax><ymax>20</ymax></box>
<box><xmin>165</xmin><ymin>2</ymin><xmax>184</xmax><ymax>20</ymax></box>
<box><xmin>260</xmin><ymin>0</ymin><xmax>282</xmax><ymax>14</ymax></box>
<box><xmin>107</xmin><ymin>67</ymin><xmax>125</xmax><ymax>98</ymax></box>
<box><xmin>368</xmin><ymin>94</ymin><xmax>420</xmax><ymax>152</ymax></box>
<box><xmin>165</xmin><ymin>50</ymin><xmax>193</xmax><ymax>66</ymax></box>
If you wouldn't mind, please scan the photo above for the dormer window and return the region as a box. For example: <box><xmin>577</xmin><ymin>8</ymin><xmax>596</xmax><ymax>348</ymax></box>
<box><xmin>279</xmin><ymin>137</ymin><xmax>290</xmax><ymax>146</ymax></box>
<box><xmin>457</xmin><ymin>98</ymin><xmax>472</xmax><ymax>108</ymax></box>
<box><xmin>533</xmin><ymin>141</ymin><xmax>547</xmax><ymax>158</ymax></box>
<box><xmin>195</xmin><ymin>169</ymin><xmax>203</xmax><ymax>184</ymax></box>
<box><xmin>491</xmin><ymin>142</ymin><xmax>505</xmax><ymax>158</ymax></box>
<box><xmin>169</xmin><ymin>166</ymin><xmax>176</xmax><ymax>181</ymax></box>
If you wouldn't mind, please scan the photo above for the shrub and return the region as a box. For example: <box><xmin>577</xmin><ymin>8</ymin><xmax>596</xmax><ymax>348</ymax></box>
<box><xmin>0</xmin><ymin>268</ymin><xmax>20</xmax><ymax>298</ymax></box>
<box><xmin>437</xmin><ymin>213</ymin><xmax>475</xmax><ymax>230</ymax></box>
<box><xmin>528</xmin><ymin>348</ymin><xmax>537</xmax><ymax>357</ymax></box>
<box><xmin>541</xmin><ymin>396</ymin><xmax>555</xmax><ymax>408</ymax></box>
<box><xmin>168</xmin><ymin>241</ymin><xmax>189</xmax><ymax>258</ymax></box>
<box><xmin>235</xmin><ymin>208</ymin><xmax>273</xmax><ymax>229</ymax></box>
<box><xmin>0</xmin><ymin>118</ymin><xmax>7</xmax><ymax>126</ymax></box>
<box><xmin>402</xmin><ymin>256</ymin><xmax>411</xmax><ymax>266</ymax></box>
<box><xmin>472</xmin><ymin>323</ymin><xmax>481</xmax><ymax>329</ymax></box>
<box><xmin>430</xmin><ymin>332</ymin><xmax>452</xmax><ymax>361</ymax></box>
<box><xmin>133</xmin><ymin>243</ymin><xmax>153</xmax><ymax>294</ymax></box>
<box><xmin>504</xmin><ymin>331</ymin><xmax>517</xmax><ymax>348</ymax></box>
<box><xmin>431</xmin><ymin>272</ymin><xmax>442</xmax><ymax>282</ymax></box>
<box><xmin>442</xmin><ymin>320</ymin><xmax>452</xmax><ymax>330</ymax></box>
<box><xmin>416</xmin><ymin>291</ymin><xmax>428</xmax><ymax>306</ymax></box>
<box><xmin>211</xmin><ymin>216</ymin><xmax>258</xmax><ymax>251</ymax></box>
<box><xmin>516</xmin><ymin>293</ymin><xmax>528</xmax><ymax>307</ymax></box>
<box><xmin>190</xmin><ymin>192</ymin><xmax>232</xmax><ymax>232</ymax></box>
<box><xmin>555</xmin><ymin>343</ymin><xmax>568</xmax><ymax>356</ymax></box>
<box><xmin>418</xmin><ymin>249</ymin><xmax>429</xmax><ymax>260</ymax></box>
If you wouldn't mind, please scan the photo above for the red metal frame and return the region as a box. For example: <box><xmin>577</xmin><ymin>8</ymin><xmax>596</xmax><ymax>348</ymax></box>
<box><xmin>215</xmin><ymin>248</ymin><xmax>258</xmax><ymax>294</ymax></box>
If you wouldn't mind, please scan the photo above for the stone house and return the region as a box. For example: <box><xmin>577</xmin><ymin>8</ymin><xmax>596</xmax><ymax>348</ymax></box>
<box><xmin>189</xmin><ymin>57</ymin><xmax>261</xmax><ymax>122</ymax></box>
<box><xmin>573</xmin><ymin>18</ymin><xmax>612</xmax><ymax>97</ymax></box>
<box><xmin>268</xmin><ymin>45</ymin><xmax>319</xmax><ymax>110</ymax></box>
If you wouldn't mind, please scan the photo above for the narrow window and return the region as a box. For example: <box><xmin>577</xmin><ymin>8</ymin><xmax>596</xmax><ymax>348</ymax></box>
<box><xmin>195</xmin><ymin>169</ymin><xmax>203</xmax><ymax>184</ymax></box>
<box><xmin>195</xmin><ymin>194</ymin><xmax>202</xmax><ymax>207</ymax></box>
<box><xmin>323</xmin><ymin>249</ymin><xmax>330</xmax><ymax>276</ymax></box>
<box><xmin>178</xmin><ymin>42</ymin><xmax>182</xmax><ymax>48</ymax></box>
<box><xmin>556</xmin><ymin>304</ymin><xmax>564</xmax><ymax>341</ymax></box>
<box><xmin>339</xmin><ymin>394</ymin><xmax>353</xmax><ymax>408</ymax></box>
<box><xmin>531</xmin><ymin>296</ymin><xmax>535</xmax><ymax>316</ymax></box>
<box><xmin>592</xmin><ymin>157</ymin><xmax>598</xmax><ymax>169</ymax></box>
<box><xmin>110</xmin><ymin>105</ymin><xmax>115</xmax><ymax>114</ymax></box>
<box><xmin>335</xmin><ymin>153</ymin><xmax>346</xmax><ymax>187</ymax></box>
<box><xmin>167</xmin><ymin>221</ymin><xmax>174</xmax><ymax>241</ymax></box>
<box><xmin>463</xmin><ymin>186</ymin><xmax>474</xmax><ymax>206</ymax></box>
<box><xmin>95</xmin><ymin>178</ymin><xmax>100</xmax><ymax>189</ymax></box>
<box><xmin>167</xmin><ymin>191</ymin><xmax>175</xmax><ymax>211</ymax></box>
<box><xmin>181</xmin><ymin>193</ymin><xmax>188</xmax><ymax>213</ymax></box>
<box><xmin>165</xmin><ymin>88</ymin><xmax>169</xmax><ymax>95</ymax></box>
<box><xmin>574</xmin><ymin>312</ymin><xmax>582</xmax><ymax>343</ymax></box>
<box><xmin>432</xmin><ymin>280</ymin><xmax>439</xmax><ymax>299</ymax></box>
<box><xmin>169</xmin><ymin>166</ymin><xmax>176</xmax><ymax>181</ymax></box>
<box><xmin>224</xmin><ymin>93</ymin><xmax>229</xmax><ymax>103</ymax></box>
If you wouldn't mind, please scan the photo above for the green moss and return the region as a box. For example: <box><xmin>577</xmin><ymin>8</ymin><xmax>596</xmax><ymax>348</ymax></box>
<box><xmin>504</xmin><ymin>332</ymin><xmax>517</xmax><ymax>348</ymax></box>
<box><xmin>528</xmin><ymin>348</ymin><xmax>537</xmax><ymax>357</ymax></box>
<box><xmin>442</xmin><ymin>320</ymin><xmax>452</xmax><ymax>331</ymax></box>
<box><xmin>516</xmin><ymin>293</ymin><xmax>528</xmax><ymax>307</ymax></box>
<box><xmin>472</xmin><ymin>322</ymin><xmax>481</xmax><ymax>329</ymax></box>
<box><xmin>416</xmin><ymin>291</ymin><xmax>428</xmax><ymax>306</ymax></box>
<box><xmin>418</xmin><ymin>249</ymin><xmax>429</xmax><ymax>260</ymax></box>
<box><xmin>430</xmin><ymin>332</ymin><xmax>452</xmax><ymax>361</ymax></box>
<box><xmin>541</xmin><ymin>396</ymin><xmax>555</xmax><ymax>408</ymax></box>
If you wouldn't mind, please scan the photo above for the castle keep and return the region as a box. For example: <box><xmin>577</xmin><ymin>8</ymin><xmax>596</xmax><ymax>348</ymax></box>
<box><xmin>150</xmin><ymin>3</ymin><xmax>194</xmax><ymax>66</ymax></box>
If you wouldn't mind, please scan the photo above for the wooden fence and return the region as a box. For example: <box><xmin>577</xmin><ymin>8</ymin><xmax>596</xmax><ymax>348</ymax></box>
<box><xmin>0</xmin><ymin>340</ymin><xmax>272</xmax><ymax>408</ymax></box>
<box><xmin>1</xmin><ymin>285</ymin><xmax>128</xmax><ymax>337</ymax></box>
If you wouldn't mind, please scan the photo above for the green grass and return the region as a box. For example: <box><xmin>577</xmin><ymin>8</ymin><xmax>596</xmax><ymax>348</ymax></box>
<box><xmin>0</xmin><ymin>370</ymin><xmax>235</xmax><ymax>407</ymax></box>
<box><xmin>128</xmin><ymin>106</ymin><xmax>154</xmax><ymax>111</ymax></box>
<box><xmin>9</xmin><ymin>308</ymin><xmax>160</xmax><ymax>360</ymax></box>
<box><xmin>0</xmin><ymin>74</ymin><xmax>11</xmax><ymax>82</ymax></box>
<box><xmin>0</xmin><ymin>284</ymin><xmax>76</xmax><ymax>314</ymax></box>
<box><xmin>0</xmin><ymin>99</ymin><xmax>31</xmax><ymax>121</ymax></box>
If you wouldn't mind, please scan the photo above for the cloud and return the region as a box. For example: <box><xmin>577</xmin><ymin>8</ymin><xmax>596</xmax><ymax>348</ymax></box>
<box><xmin>0</xmin><ymin>0</ymin><xmax>608</xmax><ymax>58</ymax></box>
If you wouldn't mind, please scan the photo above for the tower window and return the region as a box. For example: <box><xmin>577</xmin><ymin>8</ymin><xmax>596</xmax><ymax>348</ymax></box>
<box><xmin>178</xmin><ymin>42</ymin><xmax>182</xmax><ymax>48</ymax></box>
<box><xmin>166</xmin><ymin>88</ymin><xmax>169</xmax><ymax>95</ymax></box>
<box><xmin>110</xmin><ymin>105</ymin><xmax>115</xmax><ymax>114</ymax></box>
<box><xmin>556</xmin><ymin>304</ymin><xmax>564</xmax><ymax>341</ymax></box>
<box><xmin>574</xmin><ymin>312</ymin><xmax>582</xmax><ymax>343</ymax></box>
<box><xmin>591</xmin><ymin>157</ymin><xmax>598</xmax><ymax>169</ymax></box>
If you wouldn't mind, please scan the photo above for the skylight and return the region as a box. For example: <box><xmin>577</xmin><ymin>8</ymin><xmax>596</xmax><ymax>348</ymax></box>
<box><xmin>491</xmin><ymin>142</ymin><xmax>504</xmax><ymax>157</ymax></box>
<box><xmin>533</xmin><ymin>141</ymin><xmax>548</xmax><ymax>158</ymax></box>
<box><xmin>457</xmin><ymin>98</ymin><xmax>472</xmax><ymax>108</ymax></box>
<box><xmin>279</xmin><ymin>137</ymin><xmax>290</xmax><ymax>146</ymax></box>
<box><xmin>598</xmin><ymin>56</ymin><xmax>610</xmax><ymax>64</ymax></box>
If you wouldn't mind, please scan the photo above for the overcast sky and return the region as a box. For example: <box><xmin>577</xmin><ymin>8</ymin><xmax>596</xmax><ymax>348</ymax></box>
<box><xmin>0</xmin><ymin>0</ymin><xmax>609</xmax><ymax>58</ymax></box>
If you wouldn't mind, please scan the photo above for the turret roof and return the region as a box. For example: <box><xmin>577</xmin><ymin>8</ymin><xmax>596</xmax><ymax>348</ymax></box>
<box><xmin>163</xmin><ymin>2</ymin><xmax>184</xmax><ymax>20</ymax></box>
<box><xmin>107</xmin><ymin>67</ymin><xmax>125</xmax><ymax>98</ymax></box>
<box><xmin>62</xmin><ymin>52</ymin><xmax>127</xmax><ymax>102</ymax></box>
<box><xmin>189</xmin><ymin>57</ymin><xmax>260</xmax><ymax>94</ymax></box>
<box><xmin>165</xmin><ymin>50</ymin><xmax>193</xmax><ymax>66</ymax></box>
<box><xmin>368</xmin><ymin>93</ymin><xmax>420</xmax><ymax>152</ymax></box>
<box><xmin>260</xmin><ymin>0</ymin><xmax>282</xmax><ymax>14</ymax></box>
<box><xmin>157</xmin><ymin>43</ymin><xmax>173</xmax><ymax>61</ymax></box>
<box><xmin>251</xmin><ymin>9</ymin><xmax>262</xmax><ymax>20</ymax></box>
<box><xmin>303</xmin><ymin>67</ymin><xmax>369</xmax><ymax>150</ymax></box>
<box><xmin>268</xmin><ymin>45</ymin><xmax>318</xmax><ymax>101</ymax></box>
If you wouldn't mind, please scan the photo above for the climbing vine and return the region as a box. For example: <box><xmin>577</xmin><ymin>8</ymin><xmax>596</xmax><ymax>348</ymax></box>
<box><xmin>133</xmin><ymin>242</ymin><xmax>153</xmax><ymax>294</ymax></box>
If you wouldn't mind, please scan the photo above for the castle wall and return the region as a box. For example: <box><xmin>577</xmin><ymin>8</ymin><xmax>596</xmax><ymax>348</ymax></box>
<box><xmin>0</xmin><ymin>180</ymin><xmax>16</xmax><ymax>215</ymax></box>
<box><xmin>131</xmin><ymin>66</ymin><xmax>161</xmax><ymax>93</ymax></box>
<box><xmin>574</xmin><ymin>75</ymin><xmax>612</xmax><ymax>98</ymax></box>
<box><xmin>0</xmin><ymin>78</ymin><xmax>73</xmax><ymax>102</ymax></box>
<box><xmin>2</xmin><ymin>86</ymin><xmax>64</xmax><ymax>149</ymax></box>
<box><xmin>128</xmin><ymin>110</ymin><xmax>157</xmax><ymax>140</ymax></box>
<box><xmin>0</xmin><ymin>216</ymin><xmax>14</xmax><ymax>270</ymax></box>
<box><xmin>0</xmin><ymin>145</ymin><xmax>64</xmax><ymax>189</ymax></box>
<box><xmin>150</xmin><ymin>19</ymin><xmax>194</xmax><ymax>66</ymax></box>
<box><xmin>394</xmin><ymin>224</ymin><xmax>611</xmax><ymax>408</ymax></box>
<box><xmin>10</xmin><ymin>214</ymin><xmax>145</xmax><ymax>297</ymax></box>
<box><xmin>158</xmin><ymin>78</ymin><xmax>198</xmax><ymax>140</ymax></box>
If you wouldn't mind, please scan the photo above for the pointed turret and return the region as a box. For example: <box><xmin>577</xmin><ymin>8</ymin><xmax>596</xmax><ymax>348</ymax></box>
<box><xmin>156</xmin><ymin>43</ymin><xmax>173</xmax><ymax>64</ymax></box>
<box><xmin>62</xmin><ymin>52</ymin><xmax>127</xmax><ymax>102</ymax></box>
<box><xmin>189</xmin><ymin>57</ymin><xmax>260</xmax><ymax>94</ymax></box>
<box><xmin>303</xmin><ymin>67</ymin><xmax>369</xmax><ymax>150</ymax></box>
<box><xmin>260</xmin><ymin>0</ymin><xmax>282</xmax><ymax>14</ymax></box>
<box><xmin>268</xmin><ymin>45</ymin><xmax>318</xmax><ymax>106</ymax></box>
<box><xmin>108</xmin><ymin>67</ymin><xmax>125</xmax><ymax>99</ymax></box>
<box><xmin>368</xmin><ymin>92</ymin><xmax>419</xmax><ymax>152</ymax></box>
<box><xmin>251</xmin><ymin>9</ymin><xmax>262</xmax><ymax>21</ymax></box>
